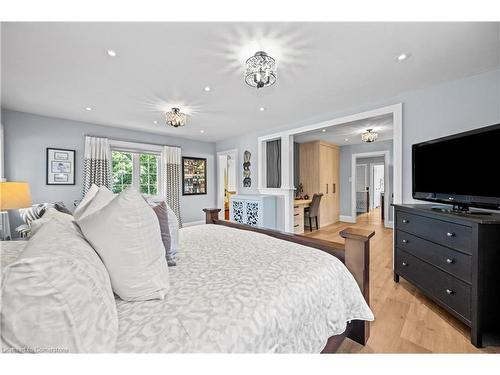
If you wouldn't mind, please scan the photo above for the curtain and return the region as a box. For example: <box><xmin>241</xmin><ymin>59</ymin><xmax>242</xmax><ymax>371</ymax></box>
<box><xmin>266</xmin><ymin>139</ymin><xmax>281</xmax><ymax>188</ymax></box>
<box><xmin>82</xmin><ymin>136</ymin><xmax>112</xmax><ymax>195</ymax></box>
<box><xmin>162</xmin><ymin>146</ymin><xmax>182</xmax><ymax>227</ymax></box>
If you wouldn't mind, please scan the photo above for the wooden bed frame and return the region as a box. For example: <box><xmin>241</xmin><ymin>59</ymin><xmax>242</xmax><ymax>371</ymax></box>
<box><xmin>203</xmin><ymin>208</ymin><xmax>375</xmax><ymax>353</ymax></box>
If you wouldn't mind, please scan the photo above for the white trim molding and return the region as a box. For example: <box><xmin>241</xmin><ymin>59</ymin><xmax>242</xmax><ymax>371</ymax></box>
<box><xmin>216</xmin><ymin>149</ymin><xmax>238</xmax><ymax>220</ymax></box>
<box><xmin>339</xmin><ymin>215</ymin><xmax>356</xmax><ymax>223</ymax></box>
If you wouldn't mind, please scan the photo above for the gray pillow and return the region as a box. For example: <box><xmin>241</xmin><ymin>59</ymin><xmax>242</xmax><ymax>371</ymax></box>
<box><xmin>152</xmin><ymin>201</ymin><xmax>175</xmax><ymax>266</ymax></box>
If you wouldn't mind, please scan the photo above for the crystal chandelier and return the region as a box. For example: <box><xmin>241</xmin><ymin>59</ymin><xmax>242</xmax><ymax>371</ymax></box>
<box><xmin>245</xmin><ymin>51</ymin><xmax>277</xmax><ymax>89</ymax></box>
<box><xmin>166</xmin><ymin>108</ymin><xmax>187</xmax><ymax>128</ymax></box>
<box><xmin>361</xmin><ymin>129</ymin><xmax>378</xmax><ymax>143</ymax></box>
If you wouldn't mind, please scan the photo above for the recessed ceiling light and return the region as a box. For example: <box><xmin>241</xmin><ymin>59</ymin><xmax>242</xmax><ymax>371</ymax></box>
<box><xmin>85</xmin><ymin>107</ymin><xmax>92</xmax><ymax>111</ymax></box>
<box><xmin>153</xmin><ymin>120</ymin><xmax>158</xmax><ymax>124</ymax></box>
<box><xmin>396</xmin><ymin>53</ymin><xmax>410</xmax><ymax>61</ymax></box>
<box><xmin>107</xmin><ymin>49</ymin><xmax>117</xmax><ymax>57</ymax></box>
<box><xmin>200</xmin><ymin>130</ymin><xmax>205</xmax><ymax>134</ymax></box>
<box><xmin>204</xmin><ymin>86</ymin><xmax>211</xmax><ymax>92</ymax></box>
<box><xmin>322</xmin><ymin>129</ymin><xmax>326</xmax><ymax>133</ymax></box>
<box><xmin>259</xmin><ymin>107</ymin><xmax>266</xmax><ymax>112</ymax></box>
<box><xmin>344</xmin><ymin>138</ymin><xmax>349</xmax><ymax>142</ymax></box>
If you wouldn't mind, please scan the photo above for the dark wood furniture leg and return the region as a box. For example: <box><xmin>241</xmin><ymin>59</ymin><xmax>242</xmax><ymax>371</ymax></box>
<box><xmin>315</xmin><ymin>216</ymin><xmax>319</xmax><ymax>230</ymax></box>
<box><xmin>394</xmin><ymin>272</ymin><xmax>400</xmax><ymax>283</ymax></box>
<box><xmin>203</xmin><ymin>208</ymin><xmax>374</xmax><ymax>352</ymax></box>
<box><xmin>309</xmin><ymin>217</ymin><xmax>312</xmax><ymax>232</ymax></box>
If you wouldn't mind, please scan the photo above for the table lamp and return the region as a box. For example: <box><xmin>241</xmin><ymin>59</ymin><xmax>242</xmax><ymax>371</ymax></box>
<box><xmin>0</xmin><ymin>182</ymin><xmax>32</xmax><ymax>240</ymax></box>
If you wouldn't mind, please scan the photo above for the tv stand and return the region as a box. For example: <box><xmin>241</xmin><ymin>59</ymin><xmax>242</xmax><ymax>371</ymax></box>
<box><xmin>393</xmin><ymin>204</ymin><xmax>500</xmax><ymax>347</ymax></box>
<box><xmin>431</xmin><ymin>205</ymin><xmax>493</xmax><ymax>216</ymax></box>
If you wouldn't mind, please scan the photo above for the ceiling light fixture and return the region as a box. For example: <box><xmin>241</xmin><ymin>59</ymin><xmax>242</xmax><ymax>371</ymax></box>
<box><xmin>259</xmin><ymin>107</ymin><xmax>266</xmax><ymax>112</ymax></box>
<box><xmin>396</xmin><ymin>53</ymin><xmax>410</xmax><ymax>61</ymax></box>
<box><xmin>322</xmin><ymin>129</ymin><xmax>326</xmax><ymax>133</ymax></box>
<box><xmin>361</xmin><ymin>129</ymin><xmax>378</xmax><ymax>143</ymax></box>
<box><xmin>245</xmin><ymin>51</ymin><xmax>277</xmax><ymax>89</ymax></box>
<box><xmin>107</xmin><ymin>49</ymin><xmax>117</xmax><ymax>57</ymax></box>
<box><xmin>344</xmin><ymin>138</ymin><xmax>349</xmax><ymax>142</ymax></box>
<box><xmin>166</xmin><ymin>108</ymin><xmax>187</xmax><ymax>128</ymax></box>
<box><xmin>153</xmin><ymin>120</ymin><xmax>158</xmax><ymax>124</ymax></box>
<box><xmin>204</xmin><ymin>86</ymin><xmax>211</xmax><ymax>92</ymax></box>
<box><xmin>85</xmin><ymin>107</ymin><xmax>92</xmax><ymax>111</ymax></box>
<box><xmin>200</xmin><ymin>130</ymin><xmax>205</xmax><ymax>134</ymax></box>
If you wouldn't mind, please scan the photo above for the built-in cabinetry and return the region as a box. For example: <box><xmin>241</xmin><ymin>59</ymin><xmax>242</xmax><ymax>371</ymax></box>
<box><xmin>299</xmin><ymin>141</ymin><xmax>340</xmax><ymax>227</ymax></box>
<box><xmin>229</xmin><ymin>194</ymin><xmax>277</xmax><ymax>230</ymax></box>
<box><xmin>393</xmin><ymin>204</ymin><xmax>500</xmax><ymax>347</ymax></box>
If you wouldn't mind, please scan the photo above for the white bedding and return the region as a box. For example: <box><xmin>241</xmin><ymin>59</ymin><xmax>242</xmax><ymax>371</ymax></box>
<box><xmin>1</xmin><ymin>224</ymin><xmax>374</xmax><ymax>353</ymax></box>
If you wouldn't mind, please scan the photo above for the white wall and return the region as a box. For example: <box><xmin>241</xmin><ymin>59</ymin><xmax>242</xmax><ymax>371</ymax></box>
<box><xmin>217</xmin><ymin>68</ymin><xmax>500</xmax><ymax>210</ymax></box>
<box><xmin>2</xmin><ymin>109</ymin><xmax>216</xmax><ymax>231</ymax></box>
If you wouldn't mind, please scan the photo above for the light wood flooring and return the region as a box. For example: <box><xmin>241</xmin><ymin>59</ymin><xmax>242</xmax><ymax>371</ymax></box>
<box><xmin>305</xmin><ymin>207</ymin><xmax>500</xmax><ymax>353</ymax></box>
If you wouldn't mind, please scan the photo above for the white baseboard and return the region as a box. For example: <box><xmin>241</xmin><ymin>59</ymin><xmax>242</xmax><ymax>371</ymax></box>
<box><xmin>183</xmin><ymin>220</ymin><xmax>205</xmax><ymax>227</ymax></box>
<box><xmin>339</xmin><ymin>215</ymin><xmax>356</xmax><ymax>223</ymax></box>
<box><xmin>385</xmin><ymin>220</ymin><xmax>394</xmax><ymax>229</ymax></box>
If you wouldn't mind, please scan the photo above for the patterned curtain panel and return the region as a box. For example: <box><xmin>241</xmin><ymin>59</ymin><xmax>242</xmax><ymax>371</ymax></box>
<box><xmin>82</xmin><ymin>136</ymin><xmax>112</xmax><ymax>195</ymax></box>
<box><xmin>162</xmin><ymin>146</ymin><xmax>182</xmax><ymax>227</ymax></box>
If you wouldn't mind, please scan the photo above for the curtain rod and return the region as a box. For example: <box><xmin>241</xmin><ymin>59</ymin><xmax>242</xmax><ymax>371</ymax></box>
<box><xmin>83</xmin><ymin>134</ymin><xmax>180</xmax><ymax>149</ymax></box>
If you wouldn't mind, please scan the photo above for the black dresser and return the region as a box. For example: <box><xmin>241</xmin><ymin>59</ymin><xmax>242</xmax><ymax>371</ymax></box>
<box><xmin>393</xmin><ymin>204</ymin><xmax>500</xmax><ymax>347</ymax></box>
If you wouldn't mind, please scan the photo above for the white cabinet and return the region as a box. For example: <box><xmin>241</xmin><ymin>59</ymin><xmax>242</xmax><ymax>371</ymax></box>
<box><xmin>230</xmin><ymin>194</ymin><xmax>276</xmax><ymax>229</ymax></box>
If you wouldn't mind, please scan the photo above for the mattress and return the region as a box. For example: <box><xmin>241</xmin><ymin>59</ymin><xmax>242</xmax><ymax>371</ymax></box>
<box><xmin>0</xmin><ymin>224</ymin><xmax>374</xmax><ymax>353</ymax></box>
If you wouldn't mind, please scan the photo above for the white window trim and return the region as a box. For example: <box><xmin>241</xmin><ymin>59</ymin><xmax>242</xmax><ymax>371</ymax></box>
<box><xmin>109</xmin><ymin>139</ymin><xmax>164</xmax><ymax>200</ymax></box>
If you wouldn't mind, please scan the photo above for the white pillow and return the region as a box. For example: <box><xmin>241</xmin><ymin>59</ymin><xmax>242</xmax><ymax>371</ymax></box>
<box><xmin>77</xmin><ymin>187</ymin><xmax>170</xmax><ymax>301</ymax></box>
<box><xmin>74</xmin><ymin>184</ymin><xmax>99</xmax><ymax>218</ymax></box>
<box><xmin>1</xmin><ymin>219</ymin><xmax>118</xmax><ymax>353</ymax></box>
<box><xmin>74</xmin><ymin>185</ymin><xmax>115</xmax><ymax>221</ymax></box>
<box><xmin>30</xmin><ymin>207</ymin><xmax>75</xmax><ymax>236</ymax></box>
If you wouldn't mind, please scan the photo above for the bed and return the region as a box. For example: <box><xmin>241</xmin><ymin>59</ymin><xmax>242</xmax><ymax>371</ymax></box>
<box><xmin>0</xmin><ymin>209</ymin><xmax>374</xmax><ymax>353</ymax></box>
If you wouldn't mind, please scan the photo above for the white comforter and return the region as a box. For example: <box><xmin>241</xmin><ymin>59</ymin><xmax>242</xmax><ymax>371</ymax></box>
<box><xmin>1</xmin><ymin>224</ymin><xmax>373</xmax><ymax>353</ymax></box>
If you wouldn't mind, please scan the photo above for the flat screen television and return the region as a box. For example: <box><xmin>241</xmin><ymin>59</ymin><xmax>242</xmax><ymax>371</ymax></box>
<box><xmin>412</xmin><ymin>123</ymin><xmax>500</xmax><ymax>212</ymax></box>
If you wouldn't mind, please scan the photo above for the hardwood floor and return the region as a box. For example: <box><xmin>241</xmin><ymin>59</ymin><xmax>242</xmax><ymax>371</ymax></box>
<box><xmin>305</xmin><ymin>207</ymin><xmax>500</xmax><ymax>353</ymax></box>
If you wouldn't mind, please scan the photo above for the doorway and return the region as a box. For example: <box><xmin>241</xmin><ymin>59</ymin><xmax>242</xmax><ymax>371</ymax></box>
<box><xmin>217</xmin><ymin>149</ymin><xmax>238</xmax><ymax>220</ymax></box>
<box><xmin>352</xmin><ymin>151</ymin><xmax>391</xmax><ymax>228</ymax></box>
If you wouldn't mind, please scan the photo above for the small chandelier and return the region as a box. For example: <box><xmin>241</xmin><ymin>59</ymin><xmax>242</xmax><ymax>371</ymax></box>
<box><xmin>245</xmin><ymin>51</ymin><xmax>277</xmax><ymax>89</ymax></box>
<box><xmin>361</xmin><ymin>129</ymin><xmax>378</xmax><ymax>143</ymax></box>
<box><xmin>166</xmin><ymin>108</ymin><xmax>187</xmax><ymax>128</ymax></box>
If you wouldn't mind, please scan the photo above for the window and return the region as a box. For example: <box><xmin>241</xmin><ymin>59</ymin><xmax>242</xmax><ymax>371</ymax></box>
<box><xmin>111</xmin><ymin>150</ymin><xmax>160</xmax><ymax>196</ymax></box>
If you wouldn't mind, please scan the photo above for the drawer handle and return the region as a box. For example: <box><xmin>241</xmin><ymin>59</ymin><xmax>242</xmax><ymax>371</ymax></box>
<box><xmin>446</xmin><ymin>232</ymin><xmax>455</xmax><ymax>237</ymax></box>
<box><xmin>445</xmin><ymin>289</ymin><xmax>454</xmax><ymax>295</ymax></box>
<box><xmin>402</xmin><ymin>262</ymin><xmax>408</xmax><ymax>267</ymax></box>
<box><xmin>446</xmin><ymin>258</ymin><xmax>454</xmax><ymax>264</ymax></box>
<box><xmin>402</xmin><ymin>219</ymin><xmax>409</xmax><ymax>223</ymax></box>
<box><xmin>402</xmin><ymin>239</ymin><xmax>409</xmax><ymax>244</ymax></box>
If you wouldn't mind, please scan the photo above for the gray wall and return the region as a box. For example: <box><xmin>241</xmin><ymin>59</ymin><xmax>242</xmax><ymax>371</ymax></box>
<box><xmin>340</xmin><ymin>140</ymin><xmax>393</xmax><ymax>219</ymax></box>
<box><xmin>2</xmin><ymin>109</ymin><xmax>216</xmax><ymax>230</ymax></box>
<box><xmin>217</xmin><ymin>68</ymin><xmax>500</xmax><ymax>211</ymax></box>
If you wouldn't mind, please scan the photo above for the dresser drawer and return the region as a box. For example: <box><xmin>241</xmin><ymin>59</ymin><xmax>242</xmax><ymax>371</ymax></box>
<box><xmin>396</xmin><ymin>249</ymin><xmax>471</xmax><ymax>321</ymax></box>
<box><xmin>395</xmin><ymin>230</ymin><xmax>472</xmax><ymax>283</ymax></box>
<box><xmin>396</xmin><ymin>210</ymin><xmax>472</xmax><ymax>254</ymax></box>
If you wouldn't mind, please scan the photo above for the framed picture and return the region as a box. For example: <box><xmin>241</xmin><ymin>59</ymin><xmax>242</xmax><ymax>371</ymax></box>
<box><xmin>47</xmin><ymin>148</ymin><xmax>75</xmax><ymax>185</ymax></box>
<box><xmin>182</xmin><ymin>157</ymin><xmax>207</xmax><ymax>195</ymax></box>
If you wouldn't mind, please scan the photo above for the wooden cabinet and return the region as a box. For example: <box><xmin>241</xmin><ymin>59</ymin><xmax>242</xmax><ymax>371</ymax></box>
<box><xmin>393</xmin><ymin>204</ymin><xmax>500</xmax><ymax>347</ymax></box>
<box><xmin>299</xmin><ymin>141</ymin><xmax>340</xmax><ymax>227</ymax></box>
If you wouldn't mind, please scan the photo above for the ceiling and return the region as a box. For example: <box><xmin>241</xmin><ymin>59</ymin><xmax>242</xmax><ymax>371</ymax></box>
<box><xmin>294</xmin><ymin>114</ymin><xmax>393</xmax><ymax>146</ymax></box>
<box><xmin>1</xmin><ymin>22</ymin><xmax>499</xmax><ymax>143</ymax></box>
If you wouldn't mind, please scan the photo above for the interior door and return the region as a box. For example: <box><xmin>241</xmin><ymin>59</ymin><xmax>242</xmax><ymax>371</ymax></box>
<box><xmin>372</xmin><ymin>164</ymin><xmax>384</xmax><ymax>208</ymax></box>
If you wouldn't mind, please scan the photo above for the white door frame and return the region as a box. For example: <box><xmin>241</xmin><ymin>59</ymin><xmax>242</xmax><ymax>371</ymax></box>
<box><xmin>216</xmin><ymin>149</ymin><xmax>238</xmax><ymax>220</ymax></box>
<box><xmin>257</xmin><ymin>103</ymin><xmax>402</xmax><ymax>233</ymax></box>
<box><xmin>352</xmin><ymin>151</ymin><xmax>391</xmax><ymax>228</ymax></box>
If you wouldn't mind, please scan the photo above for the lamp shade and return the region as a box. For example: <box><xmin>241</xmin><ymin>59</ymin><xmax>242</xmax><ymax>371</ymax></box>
<box><xmin>0</xmin><ymin>182</ymin><xmax>32</xmax><ymax>210</ymax></box>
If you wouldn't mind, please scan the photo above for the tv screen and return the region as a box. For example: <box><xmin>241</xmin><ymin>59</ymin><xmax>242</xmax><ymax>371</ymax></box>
<box><xmin>412</xmin><ymin>123</ymin><xmax>500</xmax><ymax>211</ymax></box>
